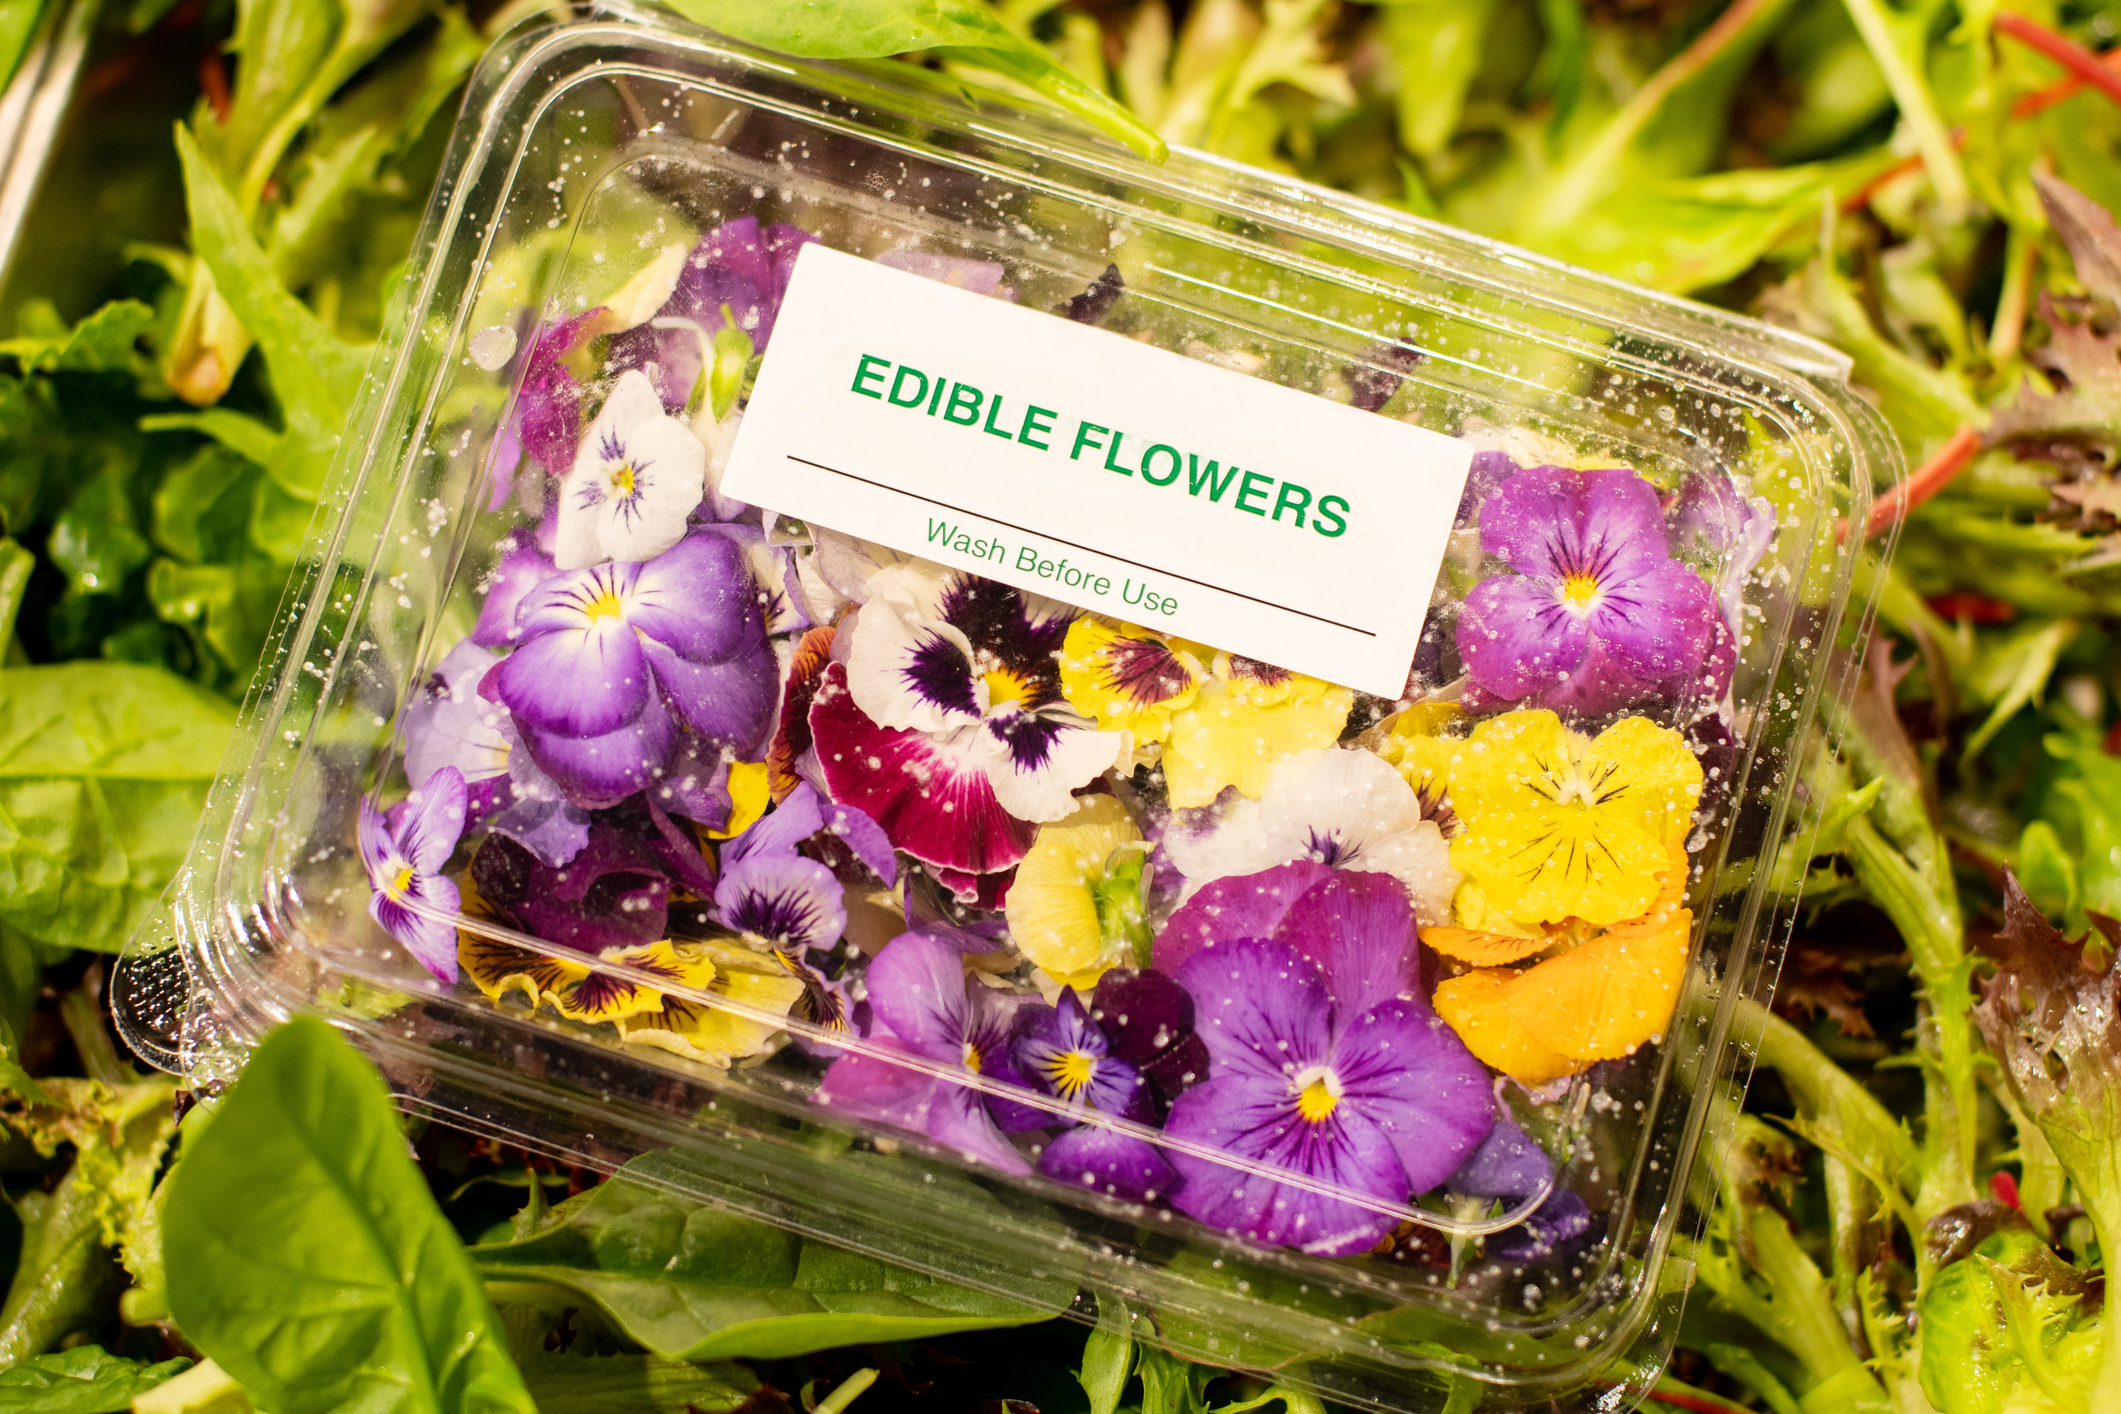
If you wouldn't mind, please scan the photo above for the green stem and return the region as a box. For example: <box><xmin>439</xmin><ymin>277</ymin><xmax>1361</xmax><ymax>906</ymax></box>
<box><xmin>1835</xmin><ymin>0</ymin><xmax>1970</xmax><ymax>217</ymax></box>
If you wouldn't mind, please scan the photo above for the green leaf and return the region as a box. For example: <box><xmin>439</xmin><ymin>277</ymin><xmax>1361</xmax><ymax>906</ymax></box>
<box><xmin>662</xmin><ymin>0</ymin><xmax>1165</xmax><ymax>160</ymax></box>
<box><xmin>1378</xmin><ymin>0</ymin><xmax>1499</xmax><ymax>158</ymax></box>
<box><xmin>0</xmin><ymin>663</ymin><xmax>234</xmax><ymax>952</ymax></box>
<box><xmin>0</xmin><ymin>0</ymin><xmax>42</xmax><ymax>95</ymax></box>
<box><xmin>0</xmin><ymin>1016</ymin><xmax>51</xmax><ymax>1106</ymax></box>
<box><xmin>0</xmin><ymin>1347</ymin><xmax>192</xmax><ymax>1413</ymax></box>
<box><xmin>47</xmin><ymin>468</ymin><xmax>152</xmax><ymax>598</ymax></box>
<box><xmin>471</xmin><ymin>1151</ymin><xmax>1074</xmax><ymax>1360</ymax></box>
<box><xmin>0</xmin><ymin>537</ymin><xmax>34</xmax><ymax>648</ymax></box>
<box><xmin>512</xmin><ymin>1340</ymin><xmax>764</xmax><ymax>1414</ymax></box>
<box><xmin>0</xmin><ymin>301</ymin><xmax>155</xmax><ymax>377</ymax></box>
<box><xmin>164</xmin><ymin>1017</ymin><xmax>536</xmax><ymax>1414</ymax></box>
<box><xmin>1078</xmin><ymin>1313</ymin><xmax>1134</xmax><ymax>1414</ymax></box>
<box><xmin>176</xmin><ymin>125</ymin><xmax>367</xmax><ymax>436</ymax></box>
<box><xmin>1962</xmin><ymin>617</ymin><xmax>2078</xmax><ymax>761</ymax></box>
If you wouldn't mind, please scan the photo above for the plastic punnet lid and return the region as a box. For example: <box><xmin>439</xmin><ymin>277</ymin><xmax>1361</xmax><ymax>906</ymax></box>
<box><xmin>115</xmin><ymin>7</ymin><xmax>1904</xmax><ymax>1409</ymax></box>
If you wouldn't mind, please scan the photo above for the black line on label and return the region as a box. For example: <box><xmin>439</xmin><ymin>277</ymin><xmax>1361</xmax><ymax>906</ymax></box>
<box><xmin>786</xmin><ymin>454</ymin><xmax>1379</xmax><ymax>639</ymax></box>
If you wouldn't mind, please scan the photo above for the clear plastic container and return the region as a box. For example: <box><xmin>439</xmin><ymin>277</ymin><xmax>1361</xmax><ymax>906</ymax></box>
<box><xmin>114</xmin><ymin>6</ymin><xmax>1902</xmax><ymax>1409</ymax></box>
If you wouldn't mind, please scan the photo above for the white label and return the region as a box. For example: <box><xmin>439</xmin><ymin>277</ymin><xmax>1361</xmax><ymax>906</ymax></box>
<box><xmin>722</xmin><ymin>244</ymin><xmax>1472</xmax><ymax>697</ymax></box>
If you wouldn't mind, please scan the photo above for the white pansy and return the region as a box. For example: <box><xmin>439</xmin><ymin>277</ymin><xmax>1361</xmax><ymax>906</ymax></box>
<box><xmin>554</xmin><ymin>369</ymin><xmax>705</xmax><ymax>569</ymax></box>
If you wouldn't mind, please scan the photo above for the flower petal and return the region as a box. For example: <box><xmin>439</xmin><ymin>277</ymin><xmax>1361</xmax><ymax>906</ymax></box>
<box><xmin>862</xmin><ymin>931</ymin><xmax>973</xmax><ymax>1064</ymax></box>
<box><xmin>1269</xmin><ymin>870</ymin><xmax>1421</xmax><ymax>1021</ymax></box>
<box><xmin>1449</xmin><ymin>1119</ymin><xmax>1553</xmax><ymax>1200</ymax></box>
<box><xmin>1038</xmin><ymin>1122</ymin><xmax>1176</xmax><ymax>1203</ymax></box>
<box><xmin>1174</xmin><ymin>938</ymin><xmax>1330</xmax><ymax>1083</ymax></box>
<box><xmin>626</xmin><ymin>532</ymin><xmax>764</xmax><ymax>665</ymax></box>
<box><xmin>472</xmin><ymin>539</ymin><xmax>559</xmax><ymax>648</ymax></box>
<box><xmin>490</xmin><ymin>616</ymin><xmax>651</xmax><ymax>738</ymax></box>
<box><xmin>1328</xmin><ymin>998</ymin><xmax>1494</xmax><ymax>1195</ymax></box>
<box><xmin>398</xmin><ymin>768</ymin><xmax>468</xmax><ymax>876</ymax></box>
<box><xmin>1479</xmin><ymin>466</ymin><xmax>1670</xmax><ymax>584</ymax></box>
<box><xmin>981</xmin><ymin>713</ymin><xmax>1128</xmax><ymax>825</ymax></box>
<box><xmin>1153</xmin><ymin>860</ymin><xmax>1332</xmax><ymax>975</ymax></box>
<box><xmin>1457</xmin><ymin>573</ymin><xmax>1586</xmax><ymax>702</ymax></box>
<box><xmin>405</xmin><ymin>642</ymin><xmax>512</xmax><ymax>790</ymax></box>
<box><xmin>1502</xmin><ymin>909</ymin><xmax>1693</xmax><ymax>1062</ymax></box>
<box><xmin>1163</xmin><ymin>1072</ymin><xmax>1408</xmax><ymax>1256</ymax></box>
<box><xmin>713</xmin><ymin>853</ymin><xmax>847</xmax><ymax>949</ymax></box>
<box><xmin>513</xmin><ymin>702</ymin><xmax>678</xmax><ymax>810</ymax></box>
<box><xmin>1058</xmin><ymin>617</ymin><xmax>1203</xmax><ymax>742</ymax></box>
<box><xmin>1005</xmin><ymin>795</ymin><xmax>1144</xmax><ymax>988</ymax></box>
<box><xmin>1432</xmin><ymin>970</ymin><xmax>1581</xmax><ymax>1085</ymax></box>
<box><xmin>640</xmin><ymin>638</ymin><xmax>779</xmax><ymax>760</ymax></box>
<box><xmin>1585</xmin><ymin>560</ymin><xmax>1716</xmax><ymax>684</ymax></box>
<box><xmin>846</xmin><ymin>600</ymin><xmax>982</xmax><ymax>733</ymax></box>
<box><xmin>372</xmin><ymin>872</ymin><xmax>460</xmax><ymax>983</ymax></box>
<box><xmin>1163</xmin><ymin>676</ymin><xmax>1353</xmax><ymax>808</ymax></box>
<box><xmin>811</xmin><ymin>665</ymin><xmax>1035</xmax><ymax>875</ymax></box>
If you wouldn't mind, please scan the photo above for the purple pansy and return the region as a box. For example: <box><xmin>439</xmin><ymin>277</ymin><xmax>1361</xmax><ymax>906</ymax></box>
<box><xmin>514</xmin><ymin>309</ymin><xmax>602</xmax><ymax>476</ymax></box>
<box><xmin>1448</xmin><ymin>1119</ymin><xmax>1594</xmax><ymax>1263</ymax></box>
<box><xmin>713</xmin><ymin>783</ymin><xmax>848</xmax><ymax>949</ymax></box>
<box><xmin>814</xmin><ymin>931</ymin><xmax>1043</xmax><ymax>1173</ymax></box>
<box><xmin>1162</xmin><ymin>871</ymin><xmax>1492</xmax><ymax>1257</ymax></box>
<box><xmin>359</xmin><ymin>766</ymin><xmax>468</xmax><ymax>984</ymax></box>
<box><xmin>483</xmin><ymin>531</ymin><xmax>777</xmax><ymax>810</ymax></box>
<box><xmin>1013</xmin><ymin>990</ymin><xmax>1177</xmax><ymax>1202</ymax></box>
<box><xmin>1458</xmin><ymin>465</ymin><xmax>1719</xmax><ymax>716</ymax></box>
<box><xmin>1089</xmin><ymin>968</ymin><xmax>1210</xmax><ymax>1111</ymax></box>
<box><xmin>470</xmin><ymin>797</ymin><xmax>715</xmax><ymax>954</ymax></box>
<box><xmin>808</xmin><ymin>566</ymin><xmax>1125</xmax><ymax>878</ymax></box>
<box><xmin>474</xmin><ymin>534</ymin><xmax>560</xmax><ymax>648</ymax></box>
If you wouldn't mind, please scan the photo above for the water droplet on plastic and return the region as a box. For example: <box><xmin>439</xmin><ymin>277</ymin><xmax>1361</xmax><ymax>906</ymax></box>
<box><xmin>469</xmin><ymin>325</ymin><xmax>517</xmax><ymax>370</ymax></box>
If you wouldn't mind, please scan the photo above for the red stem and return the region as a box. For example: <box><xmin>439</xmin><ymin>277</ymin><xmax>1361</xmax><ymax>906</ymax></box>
<box><xmin>1995</xmin><ymin>13</ymin><xmax>2121</xmax><ymax>108</ymax></box>
<box><xmin>1849</xmin><ymin>425</ymin><xmax>1983</xmax><ymax>541</ymax></box>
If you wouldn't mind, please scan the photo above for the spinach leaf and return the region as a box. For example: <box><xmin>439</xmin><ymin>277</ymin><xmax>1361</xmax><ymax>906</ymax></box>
<box><xmin>0</xmin><ymin>301</ymin><xmax>155</xmax><ymax>378</ymax></box>
<box><xmin>506</xmin><ymin>1325</ymin><xmax>765</xmax><ymax>1414</ymax></box>
<box><xmin>163</xmin><ymin>1016</ymin><xmax>535</xmax><ymax>1414</ymax></box>
<box><xmin>0</xmin><ymin>662</ymin><xmax>233</xmax><ymax>952</ymax></box>
<box><xmin>663</xmin><ymin>0</ymin><xmax>1164</xmax><ymax>161</ymax></box>
<box><xmin>472</xmin><ymin>1151</ymin><xmax>1076</xmax><ymax>1359</ymax></box>
<box><xmin>0</xmin><ymin>1347</ymin><xmax>191</xmax><ymax>1413</ymax></box>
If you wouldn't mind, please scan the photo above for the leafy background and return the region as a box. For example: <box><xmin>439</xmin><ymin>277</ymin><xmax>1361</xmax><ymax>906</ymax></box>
<box><xmin>0</xmin><ymin>0</ymin><xmax>2117</xmax><ymax>1409</ymax></box>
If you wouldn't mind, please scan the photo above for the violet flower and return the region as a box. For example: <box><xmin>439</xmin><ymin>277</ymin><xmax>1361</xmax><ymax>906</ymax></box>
<box><xmin>808</xmin><ymin>567</ymin><xmax>1125</xmax><ymax>880</ymax></box>
<box><xmin>605</xmin><ymin>215</ymin><xmax>816</xmax><ymax>411</ymax></box>
<box><xmin>1163</xmin><ymin>872</ymin><xmax>1492</xmax><ymax>1256</ymax></box>
<box><xmin>484</xmin><ymin>531</ymin><xmax>777</xmax><ymax>810</ymax></box>
<box><xmin>472</xmin><ymin>533</ymin><xmax>559</xmax><ymax>649</ymax></box>
<box><xmin>1013</xmin><ymin>990</ymin><xmax>1177</xmax><ymax>1202</ymax></box>
<box><xmin>359</xmin><ymin>766</ymin><xmax>468</xmax><ymax>983</ymax></box>
<box><xmin>1089</xmin><ymin>968</ymin><xmax>1209</xmax><ymax>1111</ymax></box>
<box><xmin>713</xmin><ymin>783</ymin><xmax>848</xmax><ymax>950</ymax></box>
<box><xmin>470</xmin><ymin>797</ymin><xmax>715</xmax><ymax>954</ymax></box>
<box><xmin>1447</xmin><ymin>1120</ymin><xmax>1593</xmax><ymax>1262</ymax></box>
<box><xmin>514</xmin><ymin>309</ymin><xmax>601</xmax><ymax>475</ymax></box>
<box><xmin>1458</xmin><ymin>465</ymin><xmax>1719</xmax><ymax>716</ymax></box>
<box><xmin>554</xmin><ymin>369</ymin><xmax>706</xmax><ymax>570</ymax></box>
<box><xmin>814</xmin><ymin>931</ymin><xmax>1042</xmax><ymax>1173</ymax></box>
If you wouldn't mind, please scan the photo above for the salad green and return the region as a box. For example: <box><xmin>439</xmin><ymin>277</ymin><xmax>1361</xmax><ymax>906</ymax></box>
<box><xmin>0</xmin><ymin>0</ymin><xmax>2112</xmax><ymax>1409</ymax></box>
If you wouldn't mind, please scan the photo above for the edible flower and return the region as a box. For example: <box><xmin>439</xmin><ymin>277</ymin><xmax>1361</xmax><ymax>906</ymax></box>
<box><xmin>359</xmin><ymin>766</ymin><xmax>468</xmax><ymax>984</ymax></box>
<box><xmin>554</xmin><ymin>369</ymin><xmax>707</xmax><ymax>570</ymax></box>
<box><xmin>615</xmin><ymin>939</ymin><xmax>806</xmax><ymax>1066</ymax></box>
<box><xmin>484</xmin><ymin>531</ymin><xmax>777</xmax><ymax>810</ymax></box>
<box><xmin>1004</xmin><ymin>795</ymin><xmax>1150</xmax><ymax>989</ymax></box>
<box><xmin>1163</xmin><ymin>748</ymin><xmax>1459</xmax><ymax>925</ymax></box>
<box><xmin>712</xmin><ymin>783</ymin><xmax>848</xmax><ymax>950</ymax></box>
<box><xmin>808</xmin><ymin>567</ymin><xmax>1125</xmax><ymax>878</ymax></box>
<box><xmin>467</xmin><ymin>798</ymin><xmax>717</xmax><ymax>955</ymax></box>
<box><xmin>1089</xmin><ymin>968</ymin><xmax>1209</xmax><ymax>1111</ymax></box>
<box><xmin>1012</xmin><ymin>990</ymin><xmax>1176</xmax><ymax>1202</ymax></box>
<box><xmin>1447</xmin><ymin>1120</ymin><xmax>1593</xmax><ymax>1262</ymax></box>
<box><xmin>1444</xmin><ymin>710</ymin><xmax>1702</xmax><ymax>927</ymax></box>
<box><xmin>815</xmin><ymin>931</ymin><xmax>1043</xmax><ymax>1172</ymax></box>
<box><xmin>1162</xmin><ymin>870</ymin><xmax>1492</xmax><ymax>1256</ymax></box>
<box><xmin>1058</xmin><ymin>618</ymin><xmax>1351</xmax><ymax>807</ymax></box>
<box><xmin>1431</xmin><ymin>837</ymin><xmax>1694</xmax><ymax>1084</ymax></box>
<box><xmin>1458</xmin><ymin>465</ymin><xmax>1718</xmax><ymax>715</ymax></box>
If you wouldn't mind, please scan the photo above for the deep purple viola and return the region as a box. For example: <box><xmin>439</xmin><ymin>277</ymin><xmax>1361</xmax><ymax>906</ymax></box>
<box><xmin>713</xmin><ymin>783</ymin><xmax>848</xmax><ymax>950</ymax></box>
<box><xmin>1013</xmin><ymin>990</ymin><xmax>1177</xmax><ymax>1202</ymax></box>
<box><xmin>814</xmin><ymin>931</ymin><xmax>1043</xmax><ymax>1173</ymax></box>
<box><xmin>1458</xmin><ymin>465</ymin><xmax>1719</xmax><ymax>716</ymax></box>
<box><xmin>1162</xmin><ymin>871</ymin><xmax>1492</xmax><ymax>1257</ymax></box>
<box><xmin>483</xmin><ymin>532</ymin><xmax>777</xmax><ymax>811</ymax></box>
<box><xmin>809</xmin><ymin>567</ymin><xmax>1125</xmax><ymax>882</ymax></box>
<box><xmin>1448</xmin><ymin>1119</ymin><xmax>1594</xmax><ymax>1263</ymax></box>
<box><xmin>359</xmin><ymin>766</ymin><xmax>468</xmax><ymax>984</ymax></box>
<box><xmin>1672</xmin><ymin>470</ymin><xmax>1777</xmax><ymax>642</ymax></box>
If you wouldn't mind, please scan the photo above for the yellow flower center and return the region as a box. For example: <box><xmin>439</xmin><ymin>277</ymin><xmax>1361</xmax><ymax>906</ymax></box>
<box><xmin>584</xmin><ymin>591</ymin><xmax>625</xmax><ymax>622</ymax></box>
<box><xmin>1046</xmin><ymin>1050</ymin><xmax>1097</xmax><ymax>1096</ymax></box>
<box><xmin>389</xmin><ymin>864</ymin><xmax>415</xmax><ymax>898</ymax></box>
<box><xmin>962</xmin><ymin>1041</ymin><xmax>982</xmax><ymax>1073</ymax></box>
<box><xmin>1294</xmin><ymin>1067</ymin><xmax>1341</xmax><ymax>1123</ymax></box>
<box><xmin>608</xmin><ymin>462</ymin><xmax>636</xmax><ymax>496</ymax></box>
<box><xmin>1560</xmin><ymin>572</ymin><xmax>1602</xmax><ymax>612</ymax></box>
<box><xmin>983</xmin><ymin>668</ymin><xmax>1034</xmax><ymax>711</ymax></box>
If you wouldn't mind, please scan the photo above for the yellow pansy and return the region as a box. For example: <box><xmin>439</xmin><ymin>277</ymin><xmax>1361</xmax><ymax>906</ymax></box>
<box><xmin>1446</xmin><ymin>710</ymin><xmax>1701</xmax><ymax>926</ymax></box>
<box><xmin>1432</xmin><ymin>837</ymin><xmax>1695</xmax><ymax>1084</ymax></box>
<box><xmin>1059</xmin><ymin>621</ymin><xmax>1353</xmax><ymax>808</ymax></box>
<box><xmin>1005</xmin><ymin>795</ymin><xmax>1149</xmax><ymax>990</ymax></box>
<box><xmin>550</xmin><ymin>939</ymin><xmax>715</xmax><ymax>1022</ymax></box>
<box><xmin>617</xmin><ymin>941</ymin><xmax>804</xmax><ymax>1065</ymax></box>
